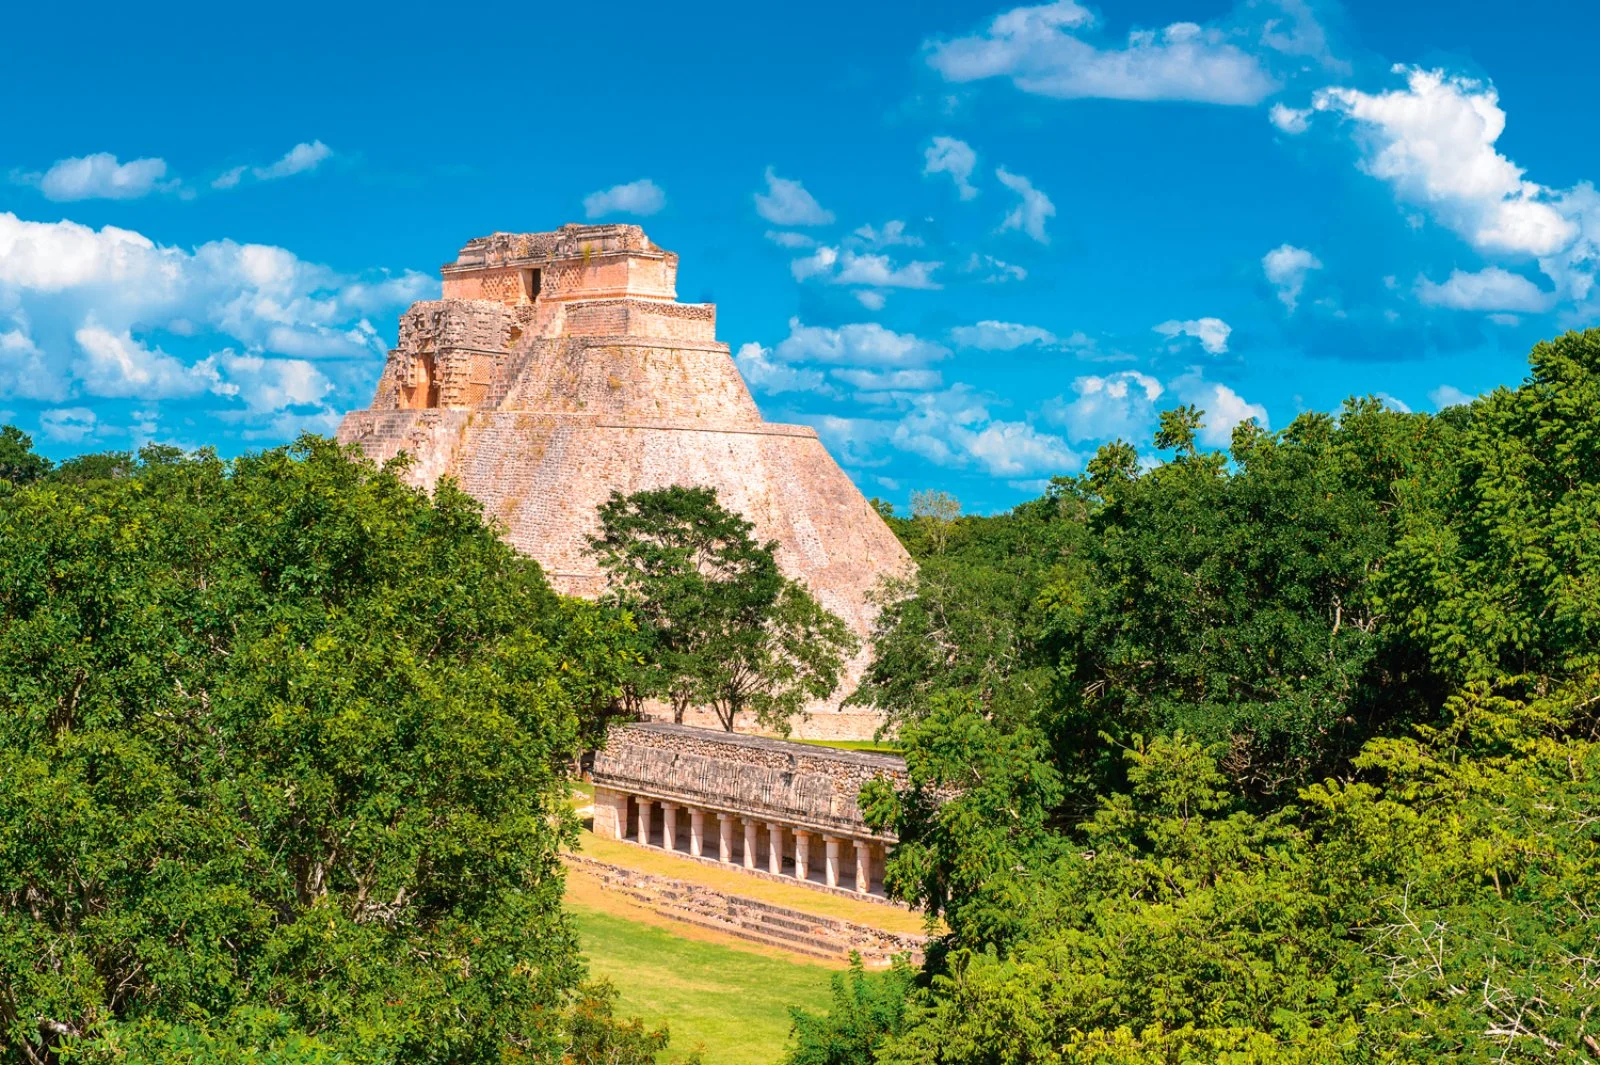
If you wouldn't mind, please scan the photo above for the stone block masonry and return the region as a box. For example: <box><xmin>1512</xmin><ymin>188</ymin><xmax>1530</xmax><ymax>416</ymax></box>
<box><xmin>337</xmin><ymin>223</ymin><xmax>912</xmax><ymax>738</ymax></box>
<box><xmin>591</xmin><ymin>723</ymin><xmax>905</xmax><ymax>897</ymax></box>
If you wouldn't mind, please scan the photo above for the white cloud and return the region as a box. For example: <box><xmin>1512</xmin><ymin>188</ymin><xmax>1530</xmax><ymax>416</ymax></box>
<box><xmin>855</xmin><ymin>290</ymin><xmax>887</xmax><ymax>311</ymax></box>
<box><xmin>583</xmin><ymin>178</ymin><xmax>666</xmax><ymax>218</ymax></box>
<box><xmin>1044</xmin><ymin>370</ymin><xmax>1164</xmax><ymax>442</ymax></box>
<box><xmin>791</xmin><ymin>246</ymin><xmax>943</xmax><ymax>289</ymax></box>
<box><xmin>71</xmin><ymin>325</ymin><xmax>223</xmax><ymax>399</ymax></box>
<box><xmin>1155</xmin><ymin>316</ymin><xmax>1232</xmax><ymax>354</ymax></box>
<box><xmin>1429</xmin><ymin>384</ymin><xmax>1474</xmax><ymax>409</ymax></box>
<box><xmin>776</xmin><ymin>319</ymin><xmax>951</xmax><ymax>367</ymax></box>
<box><xmin>926</xmin><ymin>1</ymin><xmax>1278</xmax><ymax>105</ymax></box>
<box><xmin>949</xmin><ymin>320</ymin><xmax>1057</xmax><ymax>350</ymax></box>
<box><xmin>892</xmin><ymin>385</ymin><xmax>1077</xmax><ymax>476</ymax></box>
<box><xmin>212</xmin><ymin>166</ymin><xmax>247</xmax><ymax>191</ymax></box>
<box><xmin>835</xmin><ymin>251</ymin><xmax>943</xmax><ymax>289</ymax></box>
<box><xmin>734</xmin><ymin>341</ymin><xmax>828</xmax><ymax>395</ymax></box>
<box><xmin>924</xmin><ymin>136</ymin><xmax>979</xmax><ymax>200</ymax></box>
<box><xmin>23</xmin><ymin>153</ymin><xmax>171</xmax><ymax>201</ymax></box>
<box><xmin>0</xmin><ymin>330</ymin><xmax>68</xmax><ymax>401</ymax></box>
<box><xmin>996</xmin><ymin>167</ymin><xmax>1055</xmax><ymax>243</ymax></box>
<box><xmin>853</xmin><ymin>220</ymin><xmax>923</xmax><ymax>247</ymax></box>
<box><xmin>1314</xmin><ymin>68</ymin><xmax>1575</xmax><ymax>258</ymax></box>
<box><xmin>254</xmin><ymin>141</ymin><xmax>333</xmax><ymax>181</ymax></box>
<box><xmin>1268</xmin><ymin>103</ymin><xmax>1311</xmax><ymax>134</ymax></box>
<box><xmin>1414</xmin><ymin>266</ymin><xmax>1554</xmax><ymax>313</ymax></box>
<box><xmin>214</xmin><ymin>352</ymin><xmax>334</xmax><ymax>412</ymax></box>
<box><xmin>39</xmin><ymin>407</ymin><xmax>98</xmax><ymax>443</ymax></box>
<box><xmin>754</xmin><ymin>167</ymin><xmax>834</xmax><ymax>226</ymax></box>
<box><xmin>1262</xmin><ymin>243</ymin><xmax>1323</xmax><ymax>311</ymax></box>
<box><xmin>1172</xmin><ymin>370</ymin><xmax>1267</xmax><ymax>446</ymax></box>
<box><xmin>766</xmin><ymin>230</ymin><xmax>817</xmax><ymax>249</ymax></box>
<box><xmin>0</xmin><ymin>211</ymin><xmax>433</xmax><ymax>429</ymax></box>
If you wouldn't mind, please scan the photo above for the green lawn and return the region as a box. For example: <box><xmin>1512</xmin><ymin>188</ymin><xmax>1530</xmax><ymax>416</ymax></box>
<box><xmin>570</xmin><ymin>902</ymin><xmax>835</xmax><ymax>1065</ymax></box>
<box><xmin>793</xmin><ymin>738</ymin><xmax>902</xmax><ymax>754</ymax></box>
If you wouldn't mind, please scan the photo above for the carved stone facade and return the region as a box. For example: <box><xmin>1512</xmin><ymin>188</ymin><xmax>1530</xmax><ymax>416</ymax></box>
<box><xmin>591</xmin><ymin>723</ymin><xmax>905</xmax><ymax>896</ymax></box>
<box><xmin>337</xmin><ymin>224</ymin><xmax>912</xmax><ymax>738</ymax></box>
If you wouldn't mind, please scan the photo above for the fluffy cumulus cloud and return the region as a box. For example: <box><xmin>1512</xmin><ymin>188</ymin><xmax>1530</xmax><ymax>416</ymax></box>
<box><xmin>949</xmin><ymin>320</ymin><xmax>1057</xmax><ymax>350</ymax></box>
<box><xmin>734</xmin><ymin>342</ymin><xmax>828</xmax><ymax>395</ymax></box>
<box><xmin>1044</xmin><ymin>370</ymin><xmax>1164</xmax><ymax>442</ymax></box>
<box><xmin>1262</xmin><ymin>243</ymin><xmax>1323</xmax><ymax>311</ymax></box>
<box><xmin>925</xmin><ymin>0</ymin><xmax>1279</xmax><ymax>105</ymax></box>
<box><xmin>1414</xmin><ymin>266</ymin><xmax>1555</xmax><ymax>313</ymax></box>
<box><xmin>996</xmin><ymin>167</ymin><xmax>1055</xmax><ymax>243</ymax></box>
<box><xmin>0</xmin><ymin>211</ymin><xmax>431</xmax><ymax>442</ymax></box>
<box><xmin>754</xmin><ymin>167</ymin><xmax>835</xmax><ymax>226</ymax></box>
<box><xmin>1155</xmin><ymin>316</ymin><xmax>1232</xmax><ymax>354</ymax></box>
<box><xmin>39</xmin><ymin>407</ymin><xmax>98</xmax><ymax>442</ymax></box>
<box><xmin>1172</xmin><ymin>370</ymin><xmax>1268</xmax><ymax>446</ymax></box>
<box><xmin>1314</xmin><ymin>69</ymin><xmax>1575</xmax><ymax>258</ymax></box>
<box><xmin>19</xmin><ymin>153</ymin><xmax>172</xmax><ymax>201</ymax></box>
<box><xmin>1429</xmin><ymin>384</ymin><xmax>1474</xmax><ymax>409</ymax></box>
<box><xmin>790</xmin><ymin>246</ymin><xmax>943</xmax><ymax>290</ymax></box>
<box><xmin>583</xmin><ymin>178</ymin><xmax>666</xmax><ymax>219</ymax></box>
<box><xmin>774</xmin><ymin>319</ymin><xmax>951</xmax><ymax>368</ymax></box>
<box><xmin>924</xmin><ymin>136</ymin><xmax>980</xmax><ymax>200</ymax></box>
<box><xmin>875</xmin><ymin>385</ymin><xmax>1077</xmax><ymax>476</ymax></box>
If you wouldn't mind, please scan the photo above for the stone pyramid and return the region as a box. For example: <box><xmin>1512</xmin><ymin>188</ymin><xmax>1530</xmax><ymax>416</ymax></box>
<box><xmin>336</xmin><ymin>223</ymin><xmax>910</xmax><ymax>738</ymax></box>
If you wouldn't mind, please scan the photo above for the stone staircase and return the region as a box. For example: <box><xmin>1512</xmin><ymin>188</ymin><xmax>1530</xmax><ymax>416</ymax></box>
<box><xmin>566</xmin><ymin>854</ymin><xmax>925</xmax><ymax>965</ymax></box>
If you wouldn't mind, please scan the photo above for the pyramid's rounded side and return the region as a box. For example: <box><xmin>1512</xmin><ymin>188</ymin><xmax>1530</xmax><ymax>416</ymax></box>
<box><xmin>337</xmin><ymin>407</ymin><xmax>913</xmax><ymax>739</ymax></box>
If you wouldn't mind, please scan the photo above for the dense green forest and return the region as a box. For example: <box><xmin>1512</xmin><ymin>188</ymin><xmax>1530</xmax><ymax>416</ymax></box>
<box><xmin>2</xmin><ymin>330</ymin><xmax>1598</xmax><ymax>1063</ymax></box>
<box><xmin>793</xmin><ymin>329</ymin><xmax>1600</xmax><ymax>1063</ymax></box>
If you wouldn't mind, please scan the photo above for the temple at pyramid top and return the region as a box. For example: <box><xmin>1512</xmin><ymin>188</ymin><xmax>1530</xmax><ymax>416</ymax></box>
<box><xmin>440</xmin><ymin>224</ymin><xmax>685</xmax><ymax>306</ymax></box>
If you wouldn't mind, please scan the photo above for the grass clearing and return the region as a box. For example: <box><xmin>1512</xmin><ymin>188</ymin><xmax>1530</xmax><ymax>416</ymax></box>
<box><xmin>569</xmin><ymin>883</ymin><xmax>835</xmax><ymax>1065</ymax></box>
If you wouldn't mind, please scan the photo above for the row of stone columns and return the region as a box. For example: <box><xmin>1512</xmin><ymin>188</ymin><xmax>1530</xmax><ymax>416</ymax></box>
<box><xmin>632</xmin><ymin>797</ymin><xmax>876</xmax><ymax>893</ymax></box>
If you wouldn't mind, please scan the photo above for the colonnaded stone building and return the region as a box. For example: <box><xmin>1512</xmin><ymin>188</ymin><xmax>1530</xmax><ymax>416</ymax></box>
<box><xmin>591</xmin><ymin>722</ymin><xmax>904</xmax><ymax>896</ymax></box>
<box><xmin>337</xmin><ymin>223</ymin><xmax>910</xmax><ymax>738</ymax></box>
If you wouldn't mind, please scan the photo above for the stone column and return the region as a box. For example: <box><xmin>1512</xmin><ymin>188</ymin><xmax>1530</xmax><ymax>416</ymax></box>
<box><xmin>742</xmin><ymin>818</ymin><xmax>759</xmax><ymax>871</ymax></box>
<box><xmin>793</xmin><ymin>831</ymin><xmax>811</xmax><ymax>881</ymax></box>
<box><xmin>661</xmin><ymin>803</ymin><xmax>678</xmax><ymax>853</ymax></box>
<box><xmin>635</xmin><ymin>798</ymin><xmax>652</xmax><ymax>847</ymax></box>
<box><xmin>854</xmin><ymin>840</ymin><xmax>872</xmax><ymax>894</ymax></box>
<box><xmin>823</xmin><ymin>835</ymin><xmax>841</xmax><ymax>888</ymax></box>
<box><xmin>718</xmin><ymin>813</ymin><xmax>734</xmax><ymax>864</ymax></box>
<box><xmin>767</xmin><ymin>823</ymin><xmax>785</xmax><ymax>875</ymax></box>
<box><xmin>689</xmin><ymin>807</ymin><xmax>705</xmax><ymax>858</ymax></box>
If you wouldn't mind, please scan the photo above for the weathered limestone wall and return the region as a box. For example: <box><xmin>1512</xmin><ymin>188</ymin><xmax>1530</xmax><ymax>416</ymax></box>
<box><xmin>591</xmin><ymin>722</ymin><xmax>906</xmax><ymax>840</ymax></box>
<box><xmin>338</xmin><ymin>223</ymin><xmax>912</xmax><ymax>738</ymax></box>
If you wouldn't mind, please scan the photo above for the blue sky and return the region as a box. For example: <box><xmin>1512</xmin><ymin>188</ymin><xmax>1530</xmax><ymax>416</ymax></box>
<box><xmin>3</xmin><ymin>0</ymin><xmax>1596</xmax><ymax>512</ymax></box>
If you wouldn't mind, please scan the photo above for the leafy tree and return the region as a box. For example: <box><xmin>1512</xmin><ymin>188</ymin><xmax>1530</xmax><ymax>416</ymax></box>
<box><xmin>0</xmin><ymin>424</ymin><xmax>51</xmax><ymax>485</ymax></box>
<box><xmin>588</xmin><ymin>486</ymin><xmax>856</xmax><ymax>734</ymax></box>
<box><xmin>784</xmin><ymin>954</ymin><xmax>918</xmax><ymax>1065</ymax></box>
<box><xmin>697</xmin><ymin>577</ymin><xmax>857</xmax><ymax>734</ymax></box>
<box><xmin>909</xmin><ymin>490</ymin><xmax>961</xmax><ymax>555</ymax></box>
<box><xmin>588</xmin><ymin>486</ymin><xmax>780</xmax><ymax>722</ymax></box>
<box><xmin>1382</xmin><ymin>328</ymin><xmax>1600</xmax><ymax>686</ymax></box>
<box><xmin>0</xmin><ymin>438</ymin><xmax>662</xmax><ymax>1064</ymax></box>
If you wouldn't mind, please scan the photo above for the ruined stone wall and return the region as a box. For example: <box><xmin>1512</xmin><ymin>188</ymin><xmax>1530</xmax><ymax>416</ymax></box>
<box><xmin>591</xmin><ymin>723</ymin><xmax>905</xmax><ymax>839</ymax></box>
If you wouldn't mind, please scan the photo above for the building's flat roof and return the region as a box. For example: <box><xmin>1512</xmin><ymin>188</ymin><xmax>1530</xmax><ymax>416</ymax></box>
<box><xmin>624</xmin><ymin>721</ymin><xmax>904</xmax><ymax>770</ymax></box>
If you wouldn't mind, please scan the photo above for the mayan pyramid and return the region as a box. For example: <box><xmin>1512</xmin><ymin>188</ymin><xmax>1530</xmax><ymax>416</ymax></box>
<box><xmin>336</xmin><ymin>223</ymin><xmax>910</xmax><ymax>738</ymax></box>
